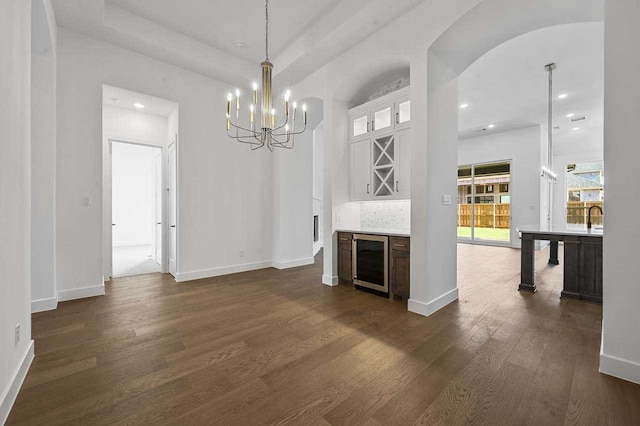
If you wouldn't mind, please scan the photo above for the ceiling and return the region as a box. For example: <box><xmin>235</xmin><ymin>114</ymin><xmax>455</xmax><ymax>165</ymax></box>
<box><xmin>458</xmin><ymin>22</ymin><xmax>604</xmax><ymax>140</ymax></box>
<box><xmin>103</xmin><ymin>85</ymin><xmax>178</xmax><ymax>117</ymax></box>
<box><xmin>108</xmin><ymin>0</ymin><xmax>340</xmax><ymax>64</ymax></box>
<box><xmin>52</xmin><ymin>0</ymin><xmax>423</xmax><ymax>88</ymax></box>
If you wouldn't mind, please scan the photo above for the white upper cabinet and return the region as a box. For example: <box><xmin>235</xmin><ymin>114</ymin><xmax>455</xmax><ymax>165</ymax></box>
<box><xmin>348</xmin><ymin>87</ymin><xmax>411</xmax><ymax>201</ymax></box>
<box><xmin>394</xmin><ymin>129</ymin><xmax>411</xmax><ymax>198</ymax></box>
<box><xmin>395</xmin><ymin>95</ymin><xmax>411</xmax><ymax>129</ymax></box>
<box><xmin>372</xmin><ymin>103</ymin><xmax>393</xmax><ymax>134</ymax></box>
<box><xmin>350</xmin><ymin>139</ymin><xmax>372</xmax><ymax>201</ymax></box>
<box><xmin>350</xmin><ymin>112</ymin><xmax>369</xmax><ymax>140</ymax></box>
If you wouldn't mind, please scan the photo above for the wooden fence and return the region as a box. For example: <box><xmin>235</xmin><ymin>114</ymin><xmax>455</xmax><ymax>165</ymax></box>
<box><xmin>567</xmin><ymin>201</ymin><xmax>603</xmax><ymax>225</ymax></box>
<box><xmin>457</xmin><ymin>204</ymin><xmax>510</xmax><ymax>229</ymax></box>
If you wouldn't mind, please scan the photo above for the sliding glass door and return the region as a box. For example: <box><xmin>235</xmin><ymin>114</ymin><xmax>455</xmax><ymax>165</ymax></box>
<box><xmin>457</xmin><ymin>162</ymin><xmax>511</xmax><ymax>244</ymax></box>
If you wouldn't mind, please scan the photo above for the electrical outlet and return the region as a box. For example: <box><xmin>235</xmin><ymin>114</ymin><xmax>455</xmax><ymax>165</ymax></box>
<box><xmin>239</xmin><ymin>250</ymin><xmax>245</xmax><ymax>258</ymax></box>
<box><xmin>15</xmin><ymin>323</ymin><xmax>20</xmax><ymax>345</ymax></box>
<box><xmin>81</xmin><ymin>196</ymin><xmax>92</xmax><ymax>207</ymax></box>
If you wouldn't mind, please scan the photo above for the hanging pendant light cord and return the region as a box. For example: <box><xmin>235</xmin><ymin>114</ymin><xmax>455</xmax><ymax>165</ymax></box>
<box><xmin>265</xmin><ymin>0</ymin><xmax>269</xmax><ymax>61</ymax></box>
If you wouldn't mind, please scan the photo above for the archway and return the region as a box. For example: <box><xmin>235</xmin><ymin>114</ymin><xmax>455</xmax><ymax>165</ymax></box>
<box><xmin>408</xmin><ymin>0</ymin><xmax>603</xmax><ymax>315</ymax></box>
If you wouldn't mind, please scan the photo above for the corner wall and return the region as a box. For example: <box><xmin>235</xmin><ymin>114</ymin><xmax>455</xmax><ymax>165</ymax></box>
<box><xmin>0</xmin><ymin>0</ymin><xmax>34</xmax><ymax>422</ymax></box>
<box><xmin>601</xmin><ymin>0</ymin><xmax>640</xmax><ymax>385</ymax></box>
<box><xmin>30</xmin><ymin>0</ymin><xmax>57</xmax><ymax>313</ymax></box>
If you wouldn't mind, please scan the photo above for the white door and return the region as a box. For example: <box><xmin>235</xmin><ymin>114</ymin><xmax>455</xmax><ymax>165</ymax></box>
<box><xmin>168</xmin><ymin>143</ymin><xmax>177</xmax><ymax>276</ymax></box>
<box><xmin>350</xmin><ymin>139</ymin><xmax>372</xmax><ymax>200</ymax></box>
<box><xmin>395</xmin><ymin>129</ymin><xmax>411</xmax><ymax>198</ymax></box>
<box><xmin>153</xmin><ymin>152</ymin><xmax>163</xmax><ymax>265</ymax></box>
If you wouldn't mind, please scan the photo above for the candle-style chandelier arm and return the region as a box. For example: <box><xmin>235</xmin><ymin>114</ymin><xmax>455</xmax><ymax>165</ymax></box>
<box><xmin>226</xmin><ymin>131</ymin><xmax>263</xmax><ymax>147</ymax></box>
<box><xmin>272</xmin><ymin>122</ymin><xmax>306</xmax><ymax>137</ymax></box>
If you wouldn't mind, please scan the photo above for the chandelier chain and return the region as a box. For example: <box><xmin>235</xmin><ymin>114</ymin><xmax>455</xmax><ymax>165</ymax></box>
<box><xmin>265</xmin><ymin>0</ymin><xmax>269</xmax><ymax>61</ymax></box>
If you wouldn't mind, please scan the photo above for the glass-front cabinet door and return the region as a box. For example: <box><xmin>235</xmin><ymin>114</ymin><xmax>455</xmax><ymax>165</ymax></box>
<box><xmin>350</xmin><ymin>112</ymin><xmax>369</xmax><ymax>140</ymax></box>
<box><xmin>371</xmin><ymin>103</ymin><xmax>393</xmax><ymax>134</ymax></box>
<box><xmin>395</xmin><ymin>96</ymin><xmax>410</xmax><ymax>128</ymax></box>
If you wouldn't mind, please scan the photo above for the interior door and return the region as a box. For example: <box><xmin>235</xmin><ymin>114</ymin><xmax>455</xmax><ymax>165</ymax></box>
<box><xmin>153</xmin><ymin>152</ymin><xmax>163</xmax><ymax>265</ymax></box>
<box><xmin>168</xmin><ymin>142</ymin><xmax>177</xmax><ymax>276</ymax></box>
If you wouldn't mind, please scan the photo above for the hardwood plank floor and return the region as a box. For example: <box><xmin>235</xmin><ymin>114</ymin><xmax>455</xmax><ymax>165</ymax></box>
<box><xmin>8</xmin><ymin>244</ymin><xmax>640</xmax><ymax>425</ymax></box>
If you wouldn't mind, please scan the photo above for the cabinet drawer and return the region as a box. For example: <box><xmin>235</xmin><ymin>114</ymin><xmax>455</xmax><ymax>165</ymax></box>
<box><xmin>390</xmin><ymin>237</ymin><xmax>410</xmax><ymax>252</ymax></box>
<box><xmin>338</xmin><ymin>232</ymin><xmax>353</xmax><ymax>246</ymax></box>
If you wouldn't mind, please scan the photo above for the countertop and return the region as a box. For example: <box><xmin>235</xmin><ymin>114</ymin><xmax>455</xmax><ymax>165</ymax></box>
<box><xmin>336</xmin><ymin>227</ymin><xmax>410</xmax><ymax>237</ymax></box>
<box><xmin>517</xmin><ymin>224</ymin><xmax>603</xmax><ymax>238</ymax></box>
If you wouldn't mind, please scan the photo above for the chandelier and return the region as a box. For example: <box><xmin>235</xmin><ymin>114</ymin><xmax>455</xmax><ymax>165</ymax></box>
<box><xmin>225</xmin><ymin>0</ymin><xmax>307</xmax><ymax>151</ymax></box>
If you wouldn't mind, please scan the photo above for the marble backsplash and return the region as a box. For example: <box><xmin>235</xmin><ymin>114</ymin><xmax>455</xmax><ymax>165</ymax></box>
<box><xmin>360</xmin><ymin>200</ymin><xmax>411</xmax><ymax>231</ymax></box>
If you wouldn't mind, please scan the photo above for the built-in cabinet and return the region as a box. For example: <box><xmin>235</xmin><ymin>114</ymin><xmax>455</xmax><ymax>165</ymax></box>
<box><xmin>337</xmin><ymin>231</ymin><xmax>410</xmax><ymax>300</ymax></box>
<box><xmin>349</xmin><ymin>87</ymin><xmax>411</xmax><ymax>201</ymax></box>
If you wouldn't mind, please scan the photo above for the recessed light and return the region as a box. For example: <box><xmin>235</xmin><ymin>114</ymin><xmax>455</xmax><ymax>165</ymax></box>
<box><xmin>572</xmin><ymin>127</ymin><xmax>580</xmax><ymax>131</ymax></box>
<box><xmin>234</xmin><ymin>41</ymin><xmax>246</xmax><ymax>48</ymax></box>
<box><xmin>488</xmin><ymin>124</ymin><xmax>495</xmax><ymax>129</ymax></box>
<box><xmin>459</xmin><ymin>103</ymin><xmax>469</xmax><ymax>109</ymax></box>
<box><xmin>566</xmin><ymin>113</ymin><xmax>575</xmax><ymax>118</ymax></box>
<box><xmin>557</xmin><ymin>93</ymin><xmax>568</xmax><ymax>99</ymax></box>
<box><xmin>134</xmin><ymin>103</ymin><xmax>145</xmax><ymax>109</ymax></box>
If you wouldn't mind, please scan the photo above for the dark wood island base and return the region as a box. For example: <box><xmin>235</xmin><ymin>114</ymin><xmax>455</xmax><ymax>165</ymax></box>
<box><xmin>518</xmin><ymin>226</ymin><xmax>603</xmax><ymax>303</ymax></box>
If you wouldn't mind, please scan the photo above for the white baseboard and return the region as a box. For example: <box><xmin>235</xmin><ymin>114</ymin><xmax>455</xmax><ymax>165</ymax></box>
<box><xmin>57</xmin><ymin>283</ymin><xmax>105</xmax><ymax>302</ymax></box>
<box><xmin>600</xmin><ymin>349</ymin><xmax>640</xmax><ymax>385</ymax></box>
<box><xmin>0</xmin><ymin>340</ymin><xmax>34</xmax><ymax>424</ymax></box>
<box><xmin>31</xmin><ymin>297</ymin><xmax>58</xmax><ymax>313</ymax></box>
<box><xmin>322</xmin><ymin>275</ymin><xmax>338</xmax><ymax>286</ymax></box>
<box><xmin>175</xmin><ymin>260</ymin><xmax>273</xmax><ymax>283</ymax></box>
<box><xmin>113</xmin><ymin>240</ymin><xmax>152</xmax><ymax>247</ymax></box>
<box><xmin>408</xmin><ymin>288</ymin><xmax>459</xmax><ymax>317</ymax></box>
<box><xmin>272</xmin><ymin>257</ymin><xmax>315</xmax><ymax>270</ymax></box>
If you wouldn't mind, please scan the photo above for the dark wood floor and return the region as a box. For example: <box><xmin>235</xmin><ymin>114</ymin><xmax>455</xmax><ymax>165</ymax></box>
<box><xmin>8</xmin><ymin>245</ymin><xmax>640</xmax><ymax>425</ymax></box>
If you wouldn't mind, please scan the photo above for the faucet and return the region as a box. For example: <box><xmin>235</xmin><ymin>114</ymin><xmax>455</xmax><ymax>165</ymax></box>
<box><xmin>587</xmin><ymin>205</ymin><xmax>603</xmax><ymax>229</ymax></box>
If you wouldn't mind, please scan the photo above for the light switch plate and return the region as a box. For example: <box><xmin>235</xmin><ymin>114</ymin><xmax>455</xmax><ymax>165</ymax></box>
<box><xmin>82</xmin><ymin>196</ymin><xmax>92</xmax><ymax>207</ymax></box>
<box><xmin>442</xmin><ymin>194</ymin><xmax>452</xmax><ymax>205</ymax></box>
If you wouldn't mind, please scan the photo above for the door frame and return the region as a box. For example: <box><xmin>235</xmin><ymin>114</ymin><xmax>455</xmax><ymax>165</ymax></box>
<box><xmin>104</xmin><ymin>137</ymin><xmax>167</xmax><ymax>280</ymax></box>
<box><xmin>167</xmin><ymin>137</ymin><xmax>178</xmax><ymax>277</ymax></box>
<box><xmin>457</xmin><ymin>159</ymin><xmax>513</xmax><ymax>248</ymax></box>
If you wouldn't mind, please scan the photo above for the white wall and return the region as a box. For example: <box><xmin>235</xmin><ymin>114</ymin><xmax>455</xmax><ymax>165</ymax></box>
<box><xmin>56</xmin><ymin>28</ymin><xmax>273</xmax><ymax>292</ymax></box>
<box><xmin>30</xmin><ymin>0</ymin><xmax>57</xmax><ymax>313</ymax></box>
<box><xmin>0</xmin><ymin>0</ymin><xmax>34</xmax><ymax>422</ymax></box>
<box><xmin>601</xmin><ymin>0</ymin><xmax>640</xmax><ymax>385</ymax></box>
<box><xmin>552</xmin><ymin>126</ymin><xmax>604</xmax><ymax>228</ymax></box>
<box><xmin>272</xmin><ymin>129</ymin><xmax>314</xmax><ymax>269</ymax></box>
<box><xmin>111</xmin><ymin>143</ymin><xmax>159</xmax><ymax>246</ymax></box>
<box><xmin>313</xmin><ymin>124</ymin><xmax>324</xmax><ymax>255</ymax></box>
<box><xmin>103</xmin><ymin>106</ymin><xmax>168</xmax><ymax>147</ymax></box>
<box><xmin>458</xmin><ymin>126</ymin><xmax>544</xmax><ymax>247</ymax></box>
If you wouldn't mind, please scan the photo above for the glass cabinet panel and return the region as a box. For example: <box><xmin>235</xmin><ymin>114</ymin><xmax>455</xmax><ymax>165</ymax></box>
<box><xmin>398</xmin><ymin>100</ymin><xmax>410</xmax><ymax>125</ymax></box>
<box><xmin>352</xmin><ymin>115</ymin><xmax>368</xmax><ymax>138</ymax></box>
<box><xmin>373</xmin><ymin>107</ymin><xmax>392</xmax><ymax>132</ymax></box>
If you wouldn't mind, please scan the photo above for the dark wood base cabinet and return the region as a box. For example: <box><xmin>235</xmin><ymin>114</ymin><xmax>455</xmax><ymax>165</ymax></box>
<box><xmin>338</xmin><ymin>232</ymin><xmax>353</xmax><ymax>286</ymax></box>
<box><xmin>337</xmin><ymin>232</ymin><xmax>410</xmax><ymax>299</ymax></box>
<box><xmin>390</xmin><ymin>237</ymin><xmax>410</xmax><ymax>299</ymax></box>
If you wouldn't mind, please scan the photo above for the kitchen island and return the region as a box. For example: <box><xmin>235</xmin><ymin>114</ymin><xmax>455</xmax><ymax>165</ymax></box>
<box><xmin>517</xmin><ymin>224</ymin><xmax>603</xmax><ymax>303</ymax></box>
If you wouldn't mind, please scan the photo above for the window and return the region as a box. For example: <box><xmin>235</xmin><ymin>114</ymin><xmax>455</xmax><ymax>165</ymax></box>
<box><xmin>566</xmin><ymin>161</ymin><xmax>604</xmax><ymax>227</ymax></box>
